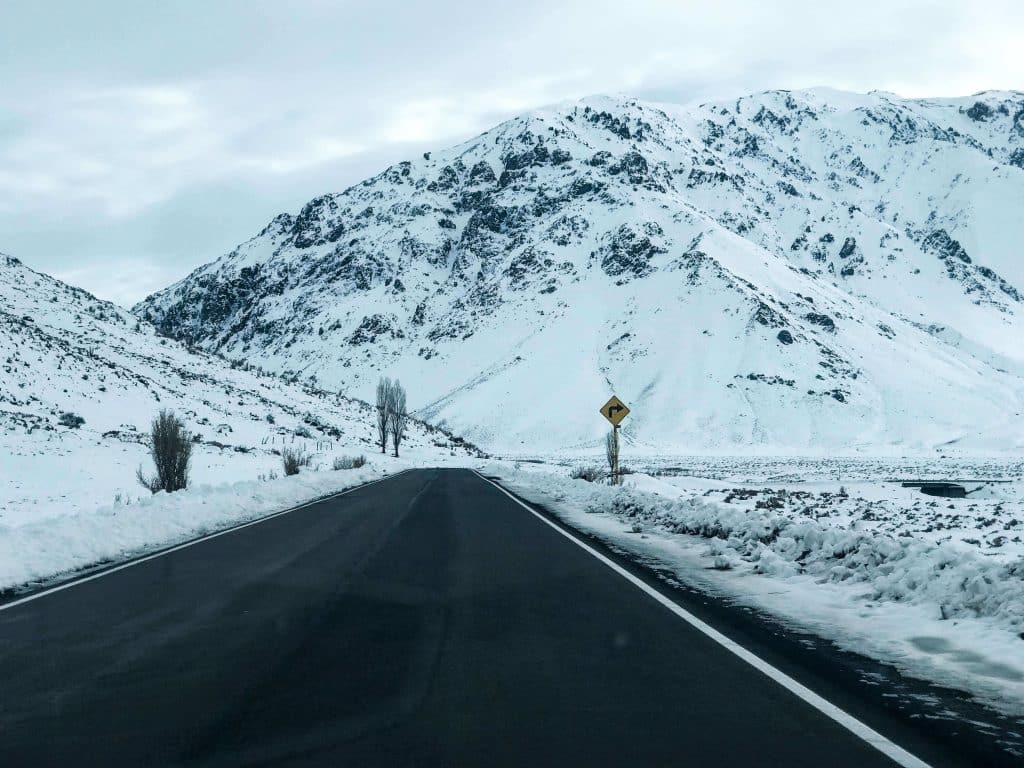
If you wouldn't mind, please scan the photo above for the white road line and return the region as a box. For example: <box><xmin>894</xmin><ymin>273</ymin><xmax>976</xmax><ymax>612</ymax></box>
<box><xmin>476</xmin><ymin>471</ymin><xmax>933</xmax><ymax>768</ymax></box>
<box><xmin>0</xmin><ymin>469</ymin><xmax>412</xmax><ymax>613</ymax></box>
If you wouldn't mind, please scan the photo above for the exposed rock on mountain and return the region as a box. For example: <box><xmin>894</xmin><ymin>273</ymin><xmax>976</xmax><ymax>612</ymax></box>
<box><xmin>136</xmin><ymin>89</ymin><xmax>1024</xmax><ymax>453</ymax></box>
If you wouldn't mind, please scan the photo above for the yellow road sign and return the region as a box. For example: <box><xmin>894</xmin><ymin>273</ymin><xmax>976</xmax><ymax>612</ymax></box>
<box><xmin>599</xmin><ymin>395</ymin><xmax>630</xmax><ymax>426</ymax></box>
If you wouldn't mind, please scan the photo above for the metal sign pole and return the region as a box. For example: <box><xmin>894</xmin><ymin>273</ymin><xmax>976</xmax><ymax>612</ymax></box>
<box><xmin>613</xmin><ymin>424</ymin><xmax>620</xmax><ymax>485</ymax></box>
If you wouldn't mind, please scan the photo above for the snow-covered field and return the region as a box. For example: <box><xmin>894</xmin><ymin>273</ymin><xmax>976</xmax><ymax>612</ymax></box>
<box><xmin>489</xmin><ymin>457</ymin><xmax>1024</xmax><ymax>718</ymax></box>
<box><xmin>1</xmin><ymin>427</ymin><xmax>479</xmax><ymax>593</ymax></box>
<box><xmin>0</xmin><ymin>464</ymin><xmax>389</xmax><ymax>594</ymax></box>
<box><xmin>1</xmin><ymin>427</ymin><xmax>469</xmax><ymax>529</ymax></box>
<box><xmin>515</xmin><ymin>454</ymin><xmax>1024</xmax><ymax>560</ymax></box>
<box><xmin>0</xmin><ymin>445</ymin><xmax>484</xmax><ymax>596</ymax></box>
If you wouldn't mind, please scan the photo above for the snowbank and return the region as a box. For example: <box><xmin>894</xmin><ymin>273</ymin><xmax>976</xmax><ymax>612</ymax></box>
<box><xmin>488</xmin><ymin>464</ymin><xmax>1024</xmax><ymax>713</ymax></box>
<box><xmin>490</xmin><ymin>466</ymin><xmax>1024</xmax><ymax>632</ymax></box>
<box><xmin>0</xmin><ymin>467</ymin><xmax>390</xmax><ymax>593</ymax></box>
<box><xmin>617</xmin><ymin>492</ymin><xmax>1023</xmax><ymax>631</ymax></box>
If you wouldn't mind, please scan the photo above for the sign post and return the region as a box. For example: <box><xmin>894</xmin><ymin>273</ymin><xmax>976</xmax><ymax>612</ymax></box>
<box><xmin>599</xmin><ymin>395</ymin><xmax>630</xmax><ymax>485</ymax></box>
<box><xmin>613</xmin><ymin>422</ymin><xmax>620</xmax><ymax>484</ymax></box>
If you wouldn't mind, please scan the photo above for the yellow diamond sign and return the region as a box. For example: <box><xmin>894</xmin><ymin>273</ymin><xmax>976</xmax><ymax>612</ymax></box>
<box><xmin>599</xmin><ymin>395</ymin><xmax>630</xmax><ymax>426</ymax></box>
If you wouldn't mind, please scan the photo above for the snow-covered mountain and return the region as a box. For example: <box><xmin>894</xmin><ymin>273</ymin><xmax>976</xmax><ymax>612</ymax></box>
<box><xmin>136</xmin><ymin>88</ymin><xmax>1024</xmax><ymax>454</ymax></box>
<box><xmin>1</xmin><ymin>252</ymin><xmax>479</xmax><ymax>521</ymax></box>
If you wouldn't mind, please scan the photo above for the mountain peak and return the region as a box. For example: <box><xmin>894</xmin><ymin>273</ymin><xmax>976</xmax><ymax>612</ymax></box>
<box><xmin>135</xmin><ymin>88</ymin><xmax>1024</xmax><ymax>454</ymax></box>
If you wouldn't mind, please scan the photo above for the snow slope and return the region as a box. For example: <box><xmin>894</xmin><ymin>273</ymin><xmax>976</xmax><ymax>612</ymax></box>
<box><xmin>136</xmin><ymin>89</ymin><xmax>1024</xmax><ymax>455</ymax></box>
<box><xmin>0</xmin><ymin>252</ymin><xmax>481</xmax><ymax>526</ymax></box>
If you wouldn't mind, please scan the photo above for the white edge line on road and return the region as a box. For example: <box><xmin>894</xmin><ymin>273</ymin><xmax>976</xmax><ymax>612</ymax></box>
<box><xmin>476</xmin><ymin>471</ymin><xmax>933</xmax><ymax>768</ymax></box>
<box><xmin>0</xmin><ymin>469</ymin><xmax>413</xmax><ymax>613</ymax></box>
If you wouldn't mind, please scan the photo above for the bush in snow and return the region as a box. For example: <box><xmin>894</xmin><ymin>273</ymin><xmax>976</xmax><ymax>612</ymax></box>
<box><xmin>58</xmin><ymin>412</ymin><xmax>85</xmax><ymax>429</ymax></box>
<box><xmin>569</xmin><ymin>465</ymin><xmax>605</xmax><ymax>483</ymax></box>
<box><xmin>136</xmin><ymin>409</ymin><xmax>192</xmax><ymax>494</ymax></box>
<box><xmin>281</xmin><ymin>446</ymin><xmax>311</xmax><ymax>476</ymax></box>
<box><xmin>332</xmin><ymin>454</ymin><xmax>367</xmax><ymax>470</ymax></box>
<box><xmin>583</xmin><ymin>485</ymin><xmax>1024</xmax><ymax>632</ymax></box>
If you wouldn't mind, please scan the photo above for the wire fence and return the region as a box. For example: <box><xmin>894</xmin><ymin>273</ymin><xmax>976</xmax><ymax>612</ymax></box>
<box><xmin>260</xmin><ymin>434</ymin><xmax>337</xmax><ymax>452</ymax></box>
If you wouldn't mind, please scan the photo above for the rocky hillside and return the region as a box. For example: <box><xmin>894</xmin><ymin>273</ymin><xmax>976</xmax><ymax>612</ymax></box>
<box><xmin>1</xmin><ymin>252</ymin><xmax>479</xmax><ymax>520</ymax></box>
<box><xmin>136</xmin><ymin>89</ymin><xmax>1024</xmax><ymax>454</ymax></box>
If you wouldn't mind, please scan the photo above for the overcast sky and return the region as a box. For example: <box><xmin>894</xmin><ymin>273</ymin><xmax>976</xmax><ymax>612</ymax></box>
<box><xmin>2</xmin><ymin>0</ymin><xmax>1023</xmax><ymax>306</ymax></box>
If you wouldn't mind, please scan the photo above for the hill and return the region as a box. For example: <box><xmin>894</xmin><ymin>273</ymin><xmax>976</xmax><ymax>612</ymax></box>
<box><xmin>136</xmin><ymin>89</ymin><xmax>1024</xmax><ymax>454</ymax></box>
<box><xmin>1</xmin><ymin>252</ymin><xmax>477</xmax><ymax>523</ymax></box>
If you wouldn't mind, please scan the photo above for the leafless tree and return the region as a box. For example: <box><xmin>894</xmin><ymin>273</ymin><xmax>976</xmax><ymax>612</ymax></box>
<box><xmin>375</xmin><ymin>377</ymin><xmax>393</xmax><ymax>454</ymax></box>
<box><xmin>388</xmin><ymin>380</ymin><xmax>409</xmax><ymax>457</ymax></box>
<box><xmin>605</xmin><ymin>429</ymin><xmax>617</xmax><ymax>478</ymax></box>
<box><xmin>136</xmin><ymin>409</ymin><xmax>192</xmax><ymax>493</ymax></box>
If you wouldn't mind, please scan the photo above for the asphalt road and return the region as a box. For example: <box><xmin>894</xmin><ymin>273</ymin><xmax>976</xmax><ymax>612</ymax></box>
<box><xmin>0</xmin><ymin>468</ymin><xmax>959</xmax><ymax>766</ymax></box>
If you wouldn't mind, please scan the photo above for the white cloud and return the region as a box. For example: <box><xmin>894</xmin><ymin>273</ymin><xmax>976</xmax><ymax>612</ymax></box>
<box><xmin>1</xmin><ymin>0</ymin><xmax>1023</xmax><ymax>304</ymax></box>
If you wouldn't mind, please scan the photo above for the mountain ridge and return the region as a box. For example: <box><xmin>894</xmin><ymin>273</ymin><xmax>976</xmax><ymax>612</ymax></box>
<box><xmin>134</xmin><ymin>88</ymin><xmax>1024</xmax><ymax>454</ymax></box>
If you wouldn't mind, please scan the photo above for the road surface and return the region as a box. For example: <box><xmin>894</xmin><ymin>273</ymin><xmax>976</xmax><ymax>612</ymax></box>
<box><xmin>0</xmin><ymin>469</ymin><xmax>998</xmax><ymax>766</ymax></box>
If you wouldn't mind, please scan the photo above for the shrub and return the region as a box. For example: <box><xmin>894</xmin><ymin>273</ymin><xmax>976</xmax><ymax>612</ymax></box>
<box><xmin>569</xmin><ymin>465</ymin><xmax>605</xmax><ymax>483</ymax></box>
<box><xmin>136</xmin><ymin>409</ymin><xmax>192</xmax><ymax>494</ymax></box>
<box><xmin>58</xmin><ymin>412</ymin><xmax>85</xmax><ymax>429</ymax></box>
<box><xmin>282</xmin><ymin>446</ymin><xmax>311</xmax><ymax>476</ymax></box>
<box><xmin>332</xmin><ymin>454</ymin><xmax>367</xmax><ymax>470</ymax></box>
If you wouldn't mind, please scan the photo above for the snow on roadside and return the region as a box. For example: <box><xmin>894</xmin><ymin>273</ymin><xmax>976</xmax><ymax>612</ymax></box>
<box><xmin>487</xmin><ymin>464</ymin><xmax>1024</xmax><ymax>715</ymax></box>
<box><xmin>0</xmin><ymin>466</ymin><xmax>391</xmax><ymax>594</ymax></box>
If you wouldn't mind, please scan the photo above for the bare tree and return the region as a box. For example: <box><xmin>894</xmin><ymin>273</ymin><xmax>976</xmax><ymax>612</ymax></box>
<box><xmin>136</xmin><ymin>409</ymin><xmax>192</xmax><ymax>493</ymax></box>
<box><xmin>605</xmin><ymin>429</ymin><xmax>617</xmax><ymax>478</ymax></box>
<box><xmin>388</xmin><ymin>380</ymin><xmax>409</xmax><ymax>457</ymax></box>
<box><xmin>375</xmin><ymin>377</ymin><xmax>393</xmax><ymax>454</ymax></box>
